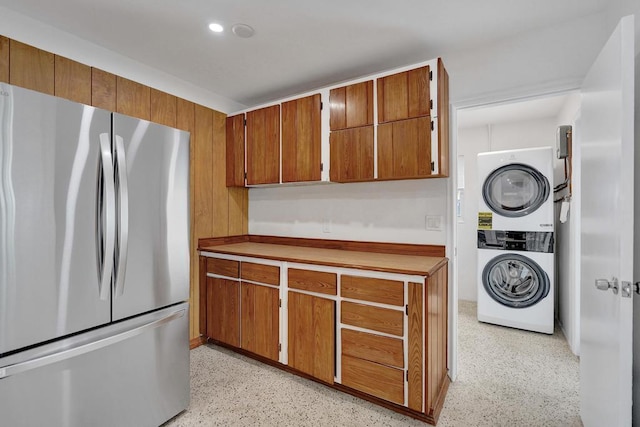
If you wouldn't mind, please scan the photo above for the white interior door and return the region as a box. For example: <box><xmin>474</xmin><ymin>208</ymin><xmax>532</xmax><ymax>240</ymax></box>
<box><xmin>579</xmin><ymin>15</ymin><xmax>634</xmax><ymax>427</ymax></box>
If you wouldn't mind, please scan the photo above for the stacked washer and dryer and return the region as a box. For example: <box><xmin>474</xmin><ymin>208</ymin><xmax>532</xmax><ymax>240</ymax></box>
<box><xmin>476</xmin><ymin>147</ymin><xmax>555</xmax><ymax>334</ymax></box>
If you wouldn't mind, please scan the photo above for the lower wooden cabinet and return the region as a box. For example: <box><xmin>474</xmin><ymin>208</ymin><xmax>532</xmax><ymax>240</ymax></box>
<box><xmin>206</xmin><ymin>277</ymin><xmax>240</xmax><ymax>347</ymax></box>
<box><xmin>201</xmin><ymin>252</ymin><xmax>449</xmax><ymax>424</ymax></box>
<box><xmin>288</xmin><ymin>291</ymin><xmax>335</xmax><ymax>383</ymax></box>
<box><xmin>241</xmin><ymin>282</ymin><xmax>279</xmax><ymax>361</ymax></box>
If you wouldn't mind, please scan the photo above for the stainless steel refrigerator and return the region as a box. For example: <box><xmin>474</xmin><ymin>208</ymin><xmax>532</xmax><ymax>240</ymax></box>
<box><xmin>0</xmin><ymin>82</ymin><xmax>190</xmax><ymax>426</ymax></box>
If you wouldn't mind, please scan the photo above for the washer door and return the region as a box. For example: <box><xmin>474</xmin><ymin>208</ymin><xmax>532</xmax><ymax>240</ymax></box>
<box><xmin>482</xmin><ymin>253</ymin><xmax>550</xmax><ymax>308</ymax></box>
<box><xmin>482</xmin><ymin>163</ymin><xmax>550</xmax><ymax>217</ymax></box>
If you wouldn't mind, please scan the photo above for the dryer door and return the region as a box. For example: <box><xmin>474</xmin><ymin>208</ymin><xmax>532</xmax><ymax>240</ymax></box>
<box><xmin>482</xmin><ymin>253</ymin><xmax>550</xmax><ymax>308</ymax></box>
<box><xmin>482</xmin><ymin>163</ymin><xmax>550</xmax><ymax>218</ymax></box>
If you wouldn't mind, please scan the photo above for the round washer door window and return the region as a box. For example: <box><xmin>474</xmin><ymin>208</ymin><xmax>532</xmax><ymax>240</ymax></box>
<box><xmin>482</xmin><ymin>163</ymin><xmax>549</xmax><ymax>218</ymax></box>
<box><xmin>482</xmin><ymin>253</ymin><xmax>550</xmax><ymax>308</ymax></box>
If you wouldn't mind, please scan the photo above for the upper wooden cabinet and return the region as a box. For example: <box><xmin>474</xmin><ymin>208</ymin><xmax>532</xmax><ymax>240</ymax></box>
<box><xmin>246</xmin><ymin>104</ymin><xmax>280</xmax><ymax>185</ymax></box>
<box><xmin>377</xmin><ymin>66</ymin><xmax>430</xmax><ymax>124</ymax></box>
<box><xmin>227</xmin><ymin>58</ymin><xmax>449</xmax><ymax>186</ymax></box>
<box><xmin>282</xmin><ymin>94</ymin><xmax>322</xmax><ymax>183</ymax></box>
<box><xmin>226</xmin><ymin>114</ymin><xmax>245</xmax><ymax>187</ymax></box>
<box><xmin>330</xmin><ymin>81</ymin><xmax>374</xmax><ymax>130</ymax></box>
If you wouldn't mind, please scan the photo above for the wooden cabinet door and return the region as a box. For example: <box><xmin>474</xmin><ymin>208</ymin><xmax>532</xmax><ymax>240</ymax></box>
<box><xmin>226</xmin><ymin>114</ymin><xmax>246</xmax><ymax>187</ymax></box>
<box><xmin>288</xmin><ymin>292</ymin><xmax>335</xmax><ymax>383</ymax></box>
<box><xmin>329</xmin><ymin>126</ymin><xmax>374</xmax><ymax>182</ymax></box>
<box><xmin>206</xmin><ymin>277</ymin><xmax>240</xmax><ymax>347</ymax></box>
<box><xmin>282</xmin><ymin>94</ymin><xmax>321</xmax><ymax>183</ymax></box>
<box><xmin>377</xmin><ymin>116</ymin><xmax>432</xmax><ymax>180</ymax></box>
<box><xmin>241</xmin><ymin>283</ymin><xmax>279</xmax><ymax>361</ymax></box>
<box><xmin>246</xmin><ymin>104</ymin><xmax>280</xmax><ymax>185</ymax></box>
<box><xmin>330</xmin><ymin>81</ymin><xmax>373</xmax><ymax>130</ymax></box>
<box><xmin>377</xmin><ymin>66</ymin><xmax>430</xmax><ymax>124</ymax></box>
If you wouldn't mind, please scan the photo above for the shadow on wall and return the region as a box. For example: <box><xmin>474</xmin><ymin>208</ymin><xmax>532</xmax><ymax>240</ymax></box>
<box><xmin>248</xmin><ymin>179</ymin><xmax>448</xmax><ymax>244</ymax></box>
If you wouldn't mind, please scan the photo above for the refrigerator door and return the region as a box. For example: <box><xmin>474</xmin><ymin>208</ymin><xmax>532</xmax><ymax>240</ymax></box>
<box><xmin>0</xmin><ymin>83</ymin><xmax>112</xmax><ymax>355</ymax></box>
<box><xmin>0</xmin><ymin>303</ymin><xmax>190</xmax><ymax>427</ymax></box>
<box><xmin>112</xmin><ymin>114</ymin><xmax>190</xmax><ymax>320</ymax></box>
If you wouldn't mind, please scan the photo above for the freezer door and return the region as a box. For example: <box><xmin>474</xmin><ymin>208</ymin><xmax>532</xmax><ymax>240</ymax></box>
<box><xmin>0</xmin><ymin>83</ymin><xmax>112</xmax><ymax>354</ymax></box>
<box><xmin>112</xmin><ymin>113</ymin><xmax>190</xmax><ymax>320</ymax></box>
<box><xmin>0</xmin><ymin>303</ymin><xmax>190</xmax><ymax>427</ymax></box>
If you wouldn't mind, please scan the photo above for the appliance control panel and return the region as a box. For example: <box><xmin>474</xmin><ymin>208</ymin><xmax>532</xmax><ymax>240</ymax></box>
<box><xmin>477</xmin><ymin>230</ymin><xmax>554</xmax><ymax>253</ymax></box>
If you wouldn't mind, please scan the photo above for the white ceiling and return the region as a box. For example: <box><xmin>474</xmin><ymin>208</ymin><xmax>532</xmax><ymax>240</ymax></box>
<box><xmin>457</xmin><ymin>93</ymin><xmax>573</xmax><ymax>129</ymax></box>
<box><xmin>0</xmin><ymin>0</ymin><xmax>610</xmax><ymax>107</ymax></box>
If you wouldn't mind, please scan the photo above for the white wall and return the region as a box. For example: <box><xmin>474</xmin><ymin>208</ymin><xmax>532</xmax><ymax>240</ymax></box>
<box><xmin>554</xmin><ymin>93</ymin><xmax>581</xmax><ymax>356</ymax></box>
<box><xmin>456</xmin><ymin>117</ymin><xmax>559</xmax><ymax>302</ymax></box>
<box><xmin>249</xmin><ymin>179</ymin><xmax>448</xmax><ymax>244</ymax></box>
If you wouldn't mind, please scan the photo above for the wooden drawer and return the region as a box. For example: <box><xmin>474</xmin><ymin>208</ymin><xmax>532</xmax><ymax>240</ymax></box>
<box><xmin>342</xmin><ymin>329</ymin><xmax>403</xmax><ymax>369</ymax></box>
<box><xmin>241</xmin><ymin>262</ymin><xmax>280</xmax><ymax>286</ymax></box>
<box><xmin>341</xmin><ymin>275</ymin><xmax>403</xmax><ymax>306</ymax></box>
<box><xmin>206</xmin><ymin>258</ymin><xmax>239</xmax><ymax>278</ymax></box>
<box><xmin>288</xmin><ymin>268</ymin><xmax>337</xmax><ymax>295</ymax></box>
<box><xmin>341</xmin><ymin>301</ymin><xmax>403</xmax><ymax>336</ymax></box>
<box><xmin>341</xmin><ymin>354</ymin><xmax>404</xmax><ymax>405</ymax></box>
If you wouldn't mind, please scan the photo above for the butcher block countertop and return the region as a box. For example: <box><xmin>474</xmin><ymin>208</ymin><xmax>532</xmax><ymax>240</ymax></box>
<box><xmin>198</xmin><ymin>236</ymin><xmax>448</xmax><ymax>277</ymax></box>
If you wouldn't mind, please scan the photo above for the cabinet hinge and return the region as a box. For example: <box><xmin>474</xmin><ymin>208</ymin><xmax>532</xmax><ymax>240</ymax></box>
<box><xmin>279</xmin><ymin>343</ymin><xmax>282</xmax><ymax>352</ymax></box>
<box><xmin>244</xmin><ymin>118</ymin><xmax>247</xmax><ymax>126</ymax></box>
<box><xmin>244</xmin><ymin>171</ymin><xmax>247</xmax><ymax>179</ymax></box>
<box><xmin>405</xmin><ymin>304</ymin><xmax>408</xmax><ymax>315</ymax></box>
<box><xmin>320</xmin><ymin>163</ymin><xmax>324</xmax><ymax>172</ymax></box>
<box><xmin>429</xmin><ymin>70</ymin><xmax>433</xmax><ymax>81</ymax></box>
<box><xmin>406</xmin><ymin>370</ymin><xmax>409</xmax><ymax>381</ymax></box>
<box><xmin>431</xmin><ymin>161</ymin><xmax>435</xmax><ymax>172</ymax></box>
<box><xmin>430</xmin><ymin>99</ymin><xmax>433</xmax><ymax>110</ymax></box>
<box><xmin>320</xmin><ymin>101</ymin><xmax>323</xmax><ymax>110</ymax></box>
<box><xmin>279</xmin><ymin>299</ymin><xmax>282</xmax><ymax>308</ymax></box>
<box><xmin>431</xmin><ymin>120</ymin><xmax>434</xmax><ymax>131</ymax></box>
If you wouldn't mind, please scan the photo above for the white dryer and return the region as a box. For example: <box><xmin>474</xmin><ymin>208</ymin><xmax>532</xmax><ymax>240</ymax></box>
<box><xmin>477</xmin><ymin>230</ymin><xmax>554</xmax><ymax>334</ymax></box>
<box><xmin>477</xmin><ymin>147</ymin><xmax>554</xmax><ymax>232</ymax></box>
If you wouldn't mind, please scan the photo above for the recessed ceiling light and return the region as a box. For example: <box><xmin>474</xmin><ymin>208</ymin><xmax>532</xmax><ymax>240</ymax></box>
<box><xmin>208</xmin><ymin>23</ymin><xmax>224</xmax><ymax>33</ymax></box>
<box><xmin>231</xmin><ymin>23</ymin><xmax>255</xmax><ymax>38</ymax></box>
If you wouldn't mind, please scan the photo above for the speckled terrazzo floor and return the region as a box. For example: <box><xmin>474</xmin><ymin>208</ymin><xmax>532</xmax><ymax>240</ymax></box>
<box><xmin>163</xmin><ymin>300</ymin><xmax>580</xmax><ymax>427</ymax></box>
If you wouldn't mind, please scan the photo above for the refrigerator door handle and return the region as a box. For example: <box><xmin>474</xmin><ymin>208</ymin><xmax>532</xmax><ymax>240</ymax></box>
<box><xmin>0</xmin><ymin>307</ymin><xmax>186</xmax><ymax>380</ymax></box>
<box><xmin>97</xmin><ymin>133</ymin><xmax>116</xmax><ymax>301</ymax></box>
<box><xmin>114</xmin><ymin>135</ymin><xmax>129</xmax><ymax>297</ymax></box>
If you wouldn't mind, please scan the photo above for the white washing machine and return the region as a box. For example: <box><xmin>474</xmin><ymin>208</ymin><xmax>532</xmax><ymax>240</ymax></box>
<box><xmin>477</xmin><ymin>230</ymin><xmax>554</xmax><ymax>334</ymax></box>
<box><xmin>477</xmin><ymin>147</ymin><xmax>554</xmax><ymax>232</ymax></box>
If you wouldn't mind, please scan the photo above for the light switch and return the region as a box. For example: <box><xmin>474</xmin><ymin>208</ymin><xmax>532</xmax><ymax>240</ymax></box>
<box><xmin>426</xmin><ymin>215</ymin><xmax>442</xmax><ymax>231</ymax></box>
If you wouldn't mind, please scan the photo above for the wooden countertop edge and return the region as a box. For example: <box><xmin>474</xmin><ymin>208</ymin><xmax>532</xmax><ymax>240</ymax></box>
<box><xmin>199</xmin><ymin>234</ymin><xmax>445</xmax><ymax>257</ymax></box>
<box><xmin>198</xmin><ymin>235</ymin><xmax>449</xmax><ymax>277</ymax></box>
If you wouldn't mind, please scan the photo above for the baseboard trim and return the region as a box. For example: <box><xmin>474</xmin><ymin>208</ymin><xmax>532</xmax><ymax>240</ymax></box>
<box><xmin>190</xmin><ymin>336</ymin><xmax>205</xmax><ymax>349</ymax></box>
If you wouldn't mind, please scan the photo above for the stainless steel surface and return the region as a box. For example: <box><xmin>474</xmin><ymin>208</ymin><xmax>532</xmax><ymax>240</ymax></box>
<box><xmin>112</xmin><ymin>113</ymin><xmax>190</xmax><ymax>320</ymax></box>
<box><xmin>0</xmin><ymin>83</ymin><xmax>111</xmax><ymax>354</ymax></box>
<box><xmin>0</xmin><ymin>303</ymin><xmax>190</xmax><ymax>427</ymax></box>
<box><xmin>621</xmin><ymin>281</ymin><xmax>632</xmax><ymax>298</ymax></box>
<box><xmin>97</xmin><ymin>132</ymin><xmax>116</xmax><ymax>302</ymax></box>
<box><xmin>595</xmin><ymin>278</ymin><xmax>619</xmax><ymax>295</ymax></box>
<box><xmin>114</xmin><ymin>134</ymin><xmax>129</xmax><ymax>298</ymax></box>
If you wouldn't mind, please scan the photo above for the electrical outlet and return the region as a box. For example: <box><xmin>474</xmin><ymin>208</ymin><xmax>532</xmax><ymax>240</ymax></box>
<box><xmin>425</xmin><ymin>215</ymin><xmax>442</xmax><ymax>231</ymax></box>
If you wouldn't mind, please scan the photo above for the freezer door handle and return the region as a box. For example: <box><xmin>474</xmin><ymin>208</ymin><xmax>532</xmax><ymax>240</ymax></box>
<box><xmin>96</xmin><ymin>133</ymin><xmax>116</xmax><ymax>301</ymax></box>
<box><xmin>114</xmin><ymin>135</ymin><xmax>129</xmax><ymax>297</ymax></box>
<box><xmin>0</xmin><ymin>307</ymin><xmax>186</xmax><ymax>380</ymax></box>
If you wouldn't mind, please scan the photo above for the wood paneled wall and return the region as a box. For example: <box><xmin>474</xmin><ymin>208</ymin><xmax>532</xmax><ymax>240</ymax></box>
<box><xmin>0</xmin><ymin>35</ymin><xmax>248</xmax><ymax>342</ymax></box>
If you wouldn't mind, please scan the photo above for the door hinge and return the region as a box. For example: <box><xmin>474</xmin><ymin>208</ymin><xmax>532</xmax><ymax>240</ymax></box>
<box><xmin>405</xmin><ymin>304</ymin><xmax>408</xmax><ymax>315</ymax></box>
<box><xmin>431</xmin><ymin>120</ymin><xmax>434</xmax><ymax>131</ymax></box>
<box><xmin>431</xmin><ymin>161</ymin><xmax>435</xmax><ymax>172</ymax></box>
<box><xmin>279</xmin><ymin>343</ymin><xmax>282</xmax><ymax>352</ymax></box>
<box><xmin>429</xmin><ymin>70</ymin><xmax>433</xmax><ymax>81</ymax></box>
